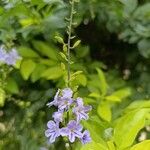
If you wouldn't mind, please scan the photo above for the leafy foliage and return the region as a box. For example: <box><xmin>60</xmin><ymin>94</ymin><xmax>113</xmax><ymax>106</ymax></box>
<box><xmin>0</xmin><ymin>0</ymin><xmax>150</xmax><ymax>150</ymax></box>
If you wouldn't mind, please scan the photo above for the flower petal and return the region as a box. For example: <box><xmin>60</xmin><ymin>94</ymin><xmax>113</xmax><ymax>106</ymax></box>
<box><xmin>45</xmin><ymin>129</ymin><xmax>54</xmax><ymax>137</ymax></box>
<box><xmin>69</xmin><ymin>133</ymin><xmax>75</xmax><ymax>143</ymax></box>
<box><xmin>62</xmin><ymin>88</ymin><xmax>73</xmax><ymax>98</ymax></box>
<box><xmin>60</xmin><ymin>127</ymin><xmax>69</xmax><ymax>136</ymax></box>
<box><xmin>47</xmin><ymin>120</ymin><xmax>55</xmax><ymax>128</ymax></box>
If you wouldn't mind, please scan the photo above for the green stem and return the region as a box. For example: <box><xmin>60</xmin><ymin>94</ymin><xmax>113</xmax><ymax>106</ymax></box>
<box><xmin>67</xmin><ymin>0</ymin><xmax>74</xmax><ymax>88</ymax></box>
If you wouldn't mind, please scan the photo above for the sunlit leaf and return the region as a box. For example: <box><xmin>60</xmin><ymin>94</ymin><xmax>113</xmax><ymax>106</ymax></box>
<box><xmin>41</xmin><ymin>66</ymin><xmax>64</xmax><ymax>80</ymax></box>
<box><xmin>20</xmin><ymin>59</ymin><xmax>36</xmax><ymax>80</ymax></box>
<box><xmin>96</xmin><ymin>68</ymin><xmax>108</xmax><ymax>96</ymax></box>
<box><xmin>114</xmin><ymin>109</ymin><xmax>148</xmax><ymax>149</ymax></box>
<box><xmin>130</xmin><ymin>140</ymin><xmax>150</xmax><ymax>150</ymax></box>
<box><xmin>97</xmin><ymin>103</ymin><xmax>112</xmax><ymax>122</ymax></box>
<box><xmin>0</xmin><ymin>88</ymin><xmax>5</xmax><ymax>107</ymax></box>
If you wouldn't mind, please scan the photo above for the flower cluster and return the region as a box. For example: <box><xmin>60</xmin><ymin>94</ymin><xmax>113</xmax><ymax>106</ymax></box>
<box><xmin>45</xmin><ymin>88</ymin><xmax>92</xmax><ymax>144</ymax></box>
<box><xmin>0</xmin><ymin>45</ymin><xmax>21</xmax><ymax>66</ymax></box>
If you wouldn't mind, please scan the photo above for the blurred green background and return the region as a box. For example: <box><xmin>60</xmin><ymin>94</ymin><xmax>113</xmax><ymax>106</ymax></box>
<box><xmin>0</xmin><ymin>0</ymin><xmax>150</xmax><ymax>150</ymax></box>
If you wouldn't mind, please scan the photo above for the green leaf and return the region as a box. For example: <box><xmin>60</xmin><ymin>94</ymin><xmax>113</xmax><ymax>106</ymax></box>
<box><xmin>83</xmin><ymin>118</ymin><xmax>108</xmax><ymax>143</ymax></box>
<box><xmin>71</xmin><ymin>71</ymin><xmax>83</xmax><ymax>77</ymax></box>
<box><xmin>72</xmin><ymin>40</ymin><xmax>81</xmax><ymax>48</ymax></box>
<box><xmin>138</xmin><ymin>39</ymin><xmax>150</xmax><ymax>58</ymax></box>
<box><xmin>105</xmin><ymin>88</ymin><xmax>131</xmax><ymax>102</ymax></box>
<box><xmin>89</xmin><ymin>92</ymin><xmax>101</xmax><ymax>98</ymax></box>
<box><xmin>81</xmin><ymin>141</ymin><xmax>108</xmax><ymax>150</ymax></box>
<box><xmin>120</xmin><ymin>0</ymin><xmax>138</xmax><ymax>14</ymax></box>
<box><xmin>114</xmin><ymin>109</ymin><xmax>148</xmax><ymax>149</ymax></box>
<box><xmin>41</xmin><ymin>66</ymin><xmax>64</xmax><ymax>80</ymax></box>
<box><xmin>55</xmin><ymin>36</ymin><xmax>64</xmax><ymax>44</ymax></box>
<box><xmin>59</xmin><ymin>52</ymin><xmax>68</xmax><ymax>61</ymax></box>
<box><xmin>32</xmin><ymin>41</ymin><xmax>58</xmax><ymax>60</ymax></box>
<box><xmin>96</xmin><ymin>68</ymin><xmax>108</xmax><ymax>96</ymax></box>
<box><xmin>130</xmin><ymin>140</ymin><xmax>150</xmax><ymax>150</ymax></box>
<box><xmin>0</xmin><ymin>88</ymin><xmax>5</xmax><ymax>107</ymax></box>
<box><xmin>18</xmin><ymin>46</ymin><xmax>40</xmax><ymax>58</ymax></box>
<box><xmin>5</xmin><ymin>78</ymin><xmax>19</xmax><ymax>94</ymax></box>
<box><xmin>31</xmin><ymin>64</ymin><xmax>47</xmax><ymax>82</ymax></box>
<box><xmin>97</xmin><ymin>103</ymin><xmax>112</xmax><ymax>122</ymax></box>
<box><xmin>105</xmin><ymin>95</ymin><xmax>121</xmax><ymax>102</ymax></box>
<box><xmin>107</xmin><ymin>141</ymin><xmax>116</xmax><ymax>150</ymax></box>
<box><xmin>20</xmin><ymin>59</ymin><xmax>36</xmax><ymax>80</ymax></box>
<box><xmin>125</xmin><ymin>100</ymin><xmax>150</xmax><ymax>112</ymax></box>
<box><xmin>75</xmin><ymin>74</ymin><xmax>87</xmax><ymax>86</ymax></box>
<box><xmin>20</xmin><ymin>18</ymin><xmax>39</xmax><ymax>27</ymax></box>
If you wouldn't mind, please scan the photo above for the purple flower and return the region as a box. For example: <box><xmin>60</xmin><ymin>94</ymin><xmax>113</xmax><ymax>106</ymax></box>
<box><xmin>52</xmin><ymin>111</ymin><xmax>63</xmax><ymax>123</ymax></box>
<box><xmin>58</xmin><ymin>97</ymin><xmax>73</xmax><ymax>110</ymax></box>
<box><xmin>80</xmin><ymin>130</ymin><xmax>91</xmax><ymax>144</ymax></box>
<box><xmin>60</xmin><ymin>120</ymin><xmax>83</xmax><ymax>143</ymax></box>
<box><xmin>0</xmin><ymin>46</ymin><xmax>21</xmax><ymax>66</ymax></box>
<box><xmin>47</xmin><ymin>89</ymin><xmax>60</xmax><ymax>107</ymax></box>
<box><xmin>45</xmin><ymin>121</ymin><xmax>60</xmax><ymax>143</ymax></box>
<box><xmin>76</xmin><ymin>97</ymin><xmax>84</xmax><ymax>106</ymax></box>
<box><xmin>62</xmin><ymin>88</ymin><xmax>73</xmax><ymax>98</ymax></box>
<box><xmin>0</xmin><ymin>46</ymin><xmax>7</xmax><ymax>62</ymax></box>
<box><xmin>73</xmin><ymin>97</ymin><xmax>92</xmax><ymax>122</ymax></box>
<box><xmin>5</xmin><ymin>48</ymin><xmax>20</xmax><ymax>65</ymax></box>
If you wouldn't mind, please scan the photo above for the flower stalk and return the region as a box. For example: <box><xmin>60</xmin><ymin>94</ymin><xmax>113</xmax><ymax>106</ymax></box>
<box><xmin>67</xmin><ymin>0</ymin><xmax>75</xmax><ymax>88</ymax></box>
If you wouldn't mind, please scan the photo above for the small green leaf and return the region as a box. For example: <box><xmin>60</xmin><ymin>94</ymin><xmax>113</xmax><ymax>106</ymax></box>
<box><xmin>41</xmin><ymin>66</ymin><xmax>64</xmax><ymax>80</ymax></box>
<box><xmin>89</xmin><ymin>92</ymin><xmax>101</xmax><ymax>98</ymax></box>
<box><xmin>59</xmin><ymin>52</ymin><xmax>68</xmax><ymax>61</ymax></box>
<box><xmin>111</xmin><ymin>88</ymin><xmax>131</xmax><ymax>100</ymax></box>
<box><xmin>32</xmin><ymin>41</ymin><xmax>58</xmax><ymax>60</ymax></box>
<box><xmin>31</xmin><ymin>64</ymin><xmax>47</xmax><ymax>82</ymax></box>
<box><xmin>97</xmin><ymin>103</ymin><xmax>112</xmax><ymax>122</ymax></box>
<box><xmin>77</xmin><ymin>74</ymin><xmax>87</xmax><ymax>86</ymax></box>
<box><xmin>63</xmin><ymin>44</ymin><xmax>67</xmax><ymax>53</ymax></box>
<box><xmin>72</xmin><ymin>40</ymin><xmax>81</xmax><ymax>48</ymax></box>
<box><xmin>105</xmin><ymin>88</ymin><xmax>131</xmax><ymax>102</ymax></box>
<box><xmin>20</xmin><ymin>59</ymin><xmax>36</xmax><ymax>80</ymax></box>
<box><xmin>60</xmin><ymin>62</ymin><xmax>66</xmax><ymax>70</ymax></box>
<box><xmin>20</xmin><ymin>18</ymin><xmax>39</xmax><ymax>27</ymax></box>
<box><xmin>18</xmin><ymin>46</ymin><xmax>39</xmax><ymax>58</ymax></box>
<box><xmin>55</xmin><ymin>36</ymin><xmax>64</xmax><ymax>44</ymax></box>
<box><xmin>6</xmin><ymin>78</ymin><xmax>19</xmax><ymax>94</ymax></box>
<box><xmin>138</xmin><ymin>39</ymin><xmax>150</xmax><ymax>58</ymax></box>
<box><xmin>71</xmin><ymin>71</ymin><xmax>83</xmax><ymax>78</ymax></box>
<box><xmin>105</xmin><ymin>95</ymin><xmax>121</xmax><ymax>102</ymax></box>
<box><xmin>0</xmin><ymin>88</ymin><xmax>5</xmax><ymax>107</ymax></box>
<box><xmin>96</xmin><ymin>68</ymin><xmax>108</xmax><ymax>96</ymax></box>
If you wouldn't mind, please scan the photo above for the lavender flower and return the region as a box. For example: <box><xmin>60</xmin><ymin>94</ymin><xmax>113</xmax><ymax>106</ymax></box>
<box><xmin>0</xmin><ymin>46</ymin><xmax>21</xmax><ymax>66</ymax></box>
<box><xmin>80</xmin><ymin>130</ymin><xmax>91</xmax><ymax>144</ymax></box>
<box><xmin>45</xmin><ymin>121</ymin><xmax>60</xmax><ymax>143</ymax></box>
<box><xmin>73</xmin><ymin>97</ymin><xmax>92</xmax><ymax>122</ymax></box>
<box><xmin>45</xmin><ymin>88</ymin><xmax>92</xmax><ymax>144</ymax></box>
<box><xmin>47</xmin><ymin>89</ymin><xmax>60</xmax><ymax>107</ymax></box>
<box><xmin>62</xmin><ymin>88</ymin><xmax>73</xmax><ymax>98</ymax></box>
<box><xmin>52</xmin><ymin>110</ymin><xmax>63</xmax><ymax>123</ymax></box>
<box><xmin>0</xmin><ymin>46</ymin><xmax>7</xmax><ymax>62</ymax></box>
<box><xmin>58</xmin><ymin>97</ymin><xmax>73</xmax><ymax>110</ymax></box>
<box><xmin>5</xmin><ymin>48</ymin><xmax>20</xmax><ymax>65</ymax></box>
<box><xmin>61</xmin><ymin>120</ymin><xmax>83</xmax><ymax>143</ymax></box>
